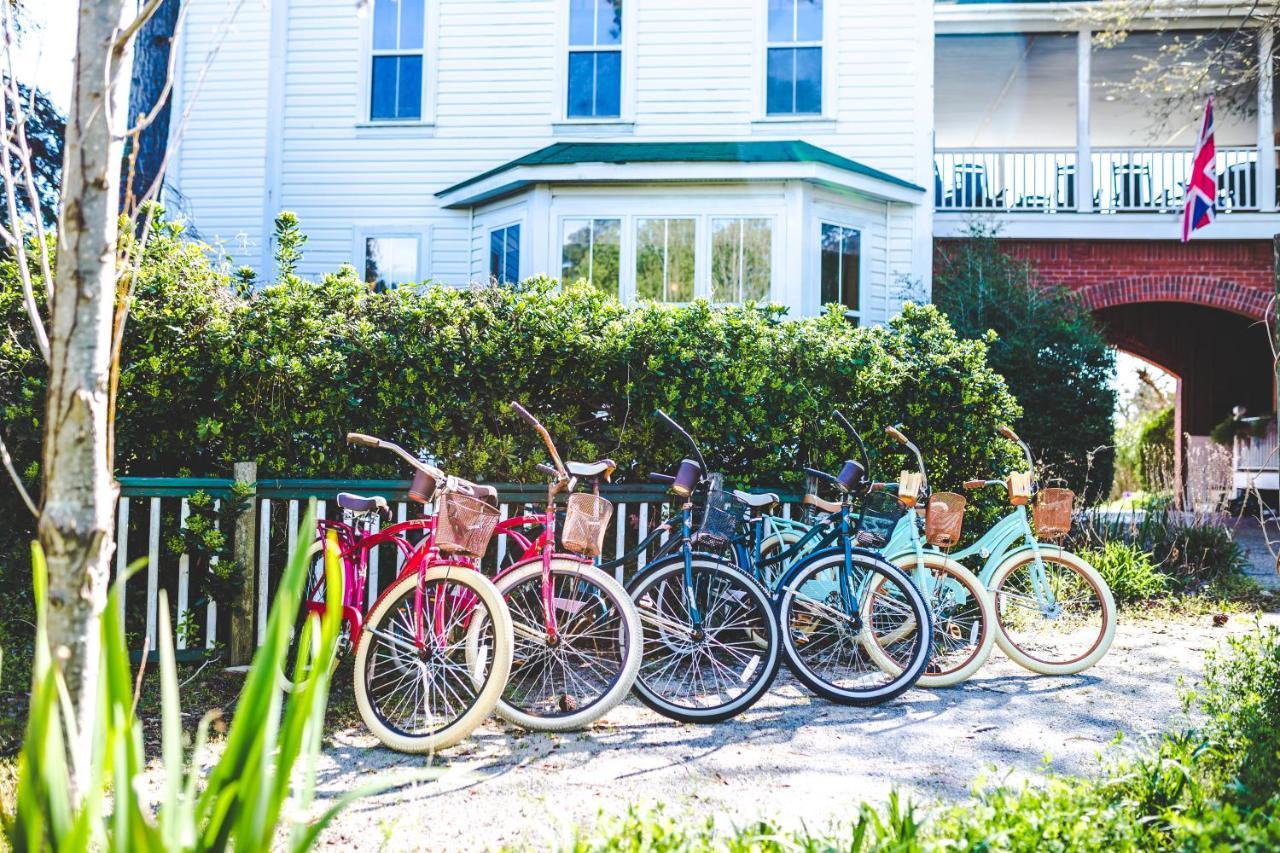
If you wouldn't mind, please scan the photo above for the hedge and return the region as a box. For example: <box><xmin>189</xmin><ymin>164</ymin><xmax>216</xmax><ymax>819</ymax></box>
<box><xmin>1</xmin><ymin>219</ymin><xmax>1022</xmax><ymax>494</ymax></box>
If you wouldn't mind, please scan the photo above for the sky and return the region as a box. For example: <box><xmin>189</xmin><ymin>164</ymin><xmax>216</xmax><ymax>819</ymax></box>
<box><xmin>14</xmin><ymin>0</ymin><xmax>78</xmax><ymax>111</ymax></box>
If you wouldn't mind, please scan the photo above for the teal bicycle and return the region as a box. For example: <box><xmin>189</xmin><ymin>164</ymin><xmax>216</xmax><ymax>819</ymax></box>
<box><xmin>899</xmin><ymin>425</ymin><xmax>1116</xmax><ymax>676</ymax></box>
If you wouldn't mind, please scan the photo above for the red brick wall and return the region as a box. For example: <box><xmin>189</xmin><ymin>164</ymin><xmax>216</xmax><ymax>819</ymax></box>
<box><xmin>935</xmin><ymin>239</ymin><xmax>1274</xmax><ymax>319</ymax></box>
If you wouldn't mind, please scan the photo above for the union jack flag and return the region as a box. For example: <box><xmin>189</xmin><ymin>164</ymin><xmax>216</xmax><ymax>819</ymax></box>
<box><xmin>1181</xmin><ymin>97</ymin><xmax>1216</xmax><ymax>242</ymax></box>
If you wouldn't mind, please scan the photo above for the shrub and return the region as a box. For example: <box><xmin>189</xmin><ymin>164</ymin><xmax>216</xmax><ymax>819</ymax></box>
<box><xmin>934</xmin><ymin>225</ymin><xmax>1117</xmax><ymax>498</ymax></box>
<box><xmin>1137</xmin><ymin>406</ymin><xmax>1175</xmax><ymax>492</ymax></box>
<box><xmin>1083</xmin><ymin>541</ymin><xmax>1171</xmax><ymax>604</ymax></box>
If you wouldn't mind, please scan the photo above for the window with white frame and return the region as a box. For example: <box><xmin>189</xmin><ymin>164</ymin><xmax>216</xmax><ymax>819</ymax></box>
<box><xmin>711</xmin><ymin>217</ymin><xmax>771</xmax><ymax>302</ymax></box>
<box><xmin>567</xmin><ymin>0</ymin><xmax>622</xmax><ymax>118</ymax></box>
<box><xmin>370</xmin><ymin>0</ymin><xmax>426</xmax><ymax>121</ymax></box>
<box><xmin>489</xmin><ymin>224</ymin><xmax>521</xmax><ymax>285</ymax></box>
<box><xmin>562</xmin><ymin>218</ymin><xmax>621</xmax><ymax>295</ymax></box>
<box><xmin>635</xmin><ymin>218</ymin><xmax>695</xmax><ymax>302</ymax></box>
<box><xmin>819</xmin><ymin>223</ymin><xmax>860</xmax><ymax>317</ymax></box>
<box><xmin>766</xmin><ymin>0</ymin><xmax>822</xmax><ymax>115</ymax></box>
<box><xmin>364</xmin><ymin>235</ymin><xmax>420</xmax><ymax>290</ymax></box>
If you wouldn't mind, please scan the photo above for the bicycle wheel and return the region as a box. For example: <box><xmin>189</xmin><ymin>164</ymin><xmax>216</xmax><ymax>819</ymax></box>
<box><xmin>864</xmin><ymin>553</ymin><xmax>996</xmax><ymax>688</ymax></box>
<box><xmin>465</xmin><ymin>558</ymin><xmax>642</xmax><ymax>732</ymax></box>
<box><xmin>279</xmin><ymin>539</ymin><xmax>339</xmax><ymax>693</ymax></box>
<box><xmin>988</xmin><ymin>546</ymin><xmax>1116</xmax><ymax>675</ymax></box>
<box><xmin>353</xmin><ymin>566</ymin><xmax>513</xmax><ymax>753</ymax></box>
<box><xmin>627</xmin><ymin>556</ymin><xmax>781</xmax><ymax>723</ymax></box>
<box><xmin>777</xmin><ymin>550</ymin><xmax>932</xmax><ymax>705</ymax></box>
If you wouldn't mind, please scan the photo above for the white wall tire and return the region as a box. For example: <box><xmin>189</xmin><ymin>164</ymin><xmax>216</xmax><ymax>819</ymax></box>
<box><xmin>353</xmin><ymin>567</ymin><xmax>513</xmax><ymax>753</ymax></box>
<box><xmin>987</xmin><ymin>546</ymin><xmax>1117</xmax><ymax>676</ymax></box>
<box><xmin>862</xmin><ymin>553</ymin><xmax>997</xmax><ymax>688</ymax></box>
<box><xmin>465</xmin><ymin>558</ymin><xmax>642</xmax><ymax>732</ymax></box>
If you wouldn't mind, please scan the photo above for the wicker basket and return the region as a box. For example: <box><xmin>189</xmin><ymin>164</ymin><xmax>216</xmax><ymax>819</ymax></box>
<box><xmin>1007</xmin><ymin>472</ymin><xmax>1032</xmax><ymax>506</ymax></box>
<box><xmin>924</xmin><ymin>492</ymin><xmax>966</xmax><ymax>548</ymax></box>
<box><xmin>1034</xmin><ymin>488</ymin><xmax>1075</xmax><ymax>540</ymax></box>
<box><xmin>897</xmin><ymin>471</ymin><xmax>924</xmax><ymax>507</ymax></box>
<box><xmin>693</xmin><ymin>489</ymin><xmax>742</xmax><ymax>547</ymax></box>
<box><xmin>562</xmin><ymin>493</ymin><xmax>614</xmax><ymax>557</ymax></box>
<box><xmin>435</xmin><ymin>490</ymin><xmax>500</xmax><ymax>557</ymax></box>
<box><xmin>856</xmin><ymin>490</ymin><xmax>906</xmax><ymax>549</ymax></box>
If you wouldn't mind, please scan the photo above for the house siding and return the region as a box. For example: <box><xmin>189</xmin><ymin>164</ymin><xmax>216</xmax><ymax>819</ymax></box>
<box><xmin>174</xmin><ymin>0</ymin><xmax>933</xmax><ymax>312</ymax></box>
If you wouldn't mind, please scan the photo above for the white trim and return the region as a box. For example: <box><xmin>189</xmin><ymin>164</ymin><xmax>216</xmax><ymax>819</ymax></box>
<box><xmin>358</xmin><ymin>0</ymin><xmax>439</xmax><ymax>127</ymax></box>
<box><xmin>1076</xmin><ymin>27</ymin><xmax>1093</xmax><ymax>213</ymax></box>
<box><xmin>353</xmin><ymin>227</ymin><xmax>426</xmax><ymax>285</ymax></box>
<box><xmin>438</xmin><ymin>161</ymin><xmax>925</xmax><ymax>208</ymax></box>
<box><xmin>934</xmin><ymin>210</ymin><xmax>1280</xmax><ymax>240</ymax></box>
<box><xmin>1257</xmin><ymin>26</ymin><xmax>1276</xmax><ymax>211</ymax></box>
<box><xmin>936</xmin><ymin>1</ymin><xmax>1262</xmax><ymax>34</ymax></box>
<box><xmin>260</xmin><ymin>0</ymin><xmax>289</xmax><ymax>277</ymax></box>
<box><xmin>757</xmin><ymin>0</ymin><xmax>834</xmax><ymax>120</ymax></box>
<box><xmin>555</xmin><ymin>0</ymin><xmax>636</xmax><ymax>123</ymax></box>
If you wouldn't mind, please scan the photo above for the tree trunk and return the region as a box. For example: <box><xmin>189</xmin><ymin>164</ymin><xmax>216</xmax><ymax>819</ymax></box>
<box><xmin>123</xmin><ymin>0</ymin><xmax>180</xmax><ymax>210</ymax></box>
<box><xmin>39</xmin><ymin>0</ymin><xmax>136</xmax><ymax>800</ymax></box>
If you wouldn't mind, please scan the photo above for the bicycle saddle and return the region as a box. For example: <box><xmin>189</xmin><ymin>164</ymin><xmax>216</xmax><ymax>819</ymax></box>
<box><xmin>337</xmin><ymin>492</ymin><xmax>390</xmax><ymax>516</ymax></box>
<box><xmin>567</xmin><ymin>459</ymin><xmax>616</xmax><ymax>478</ymax></box>
<box><xmin>732</xmin><ymin>489</ymin><xmax>778</xmax><ymax>509</ymax></box>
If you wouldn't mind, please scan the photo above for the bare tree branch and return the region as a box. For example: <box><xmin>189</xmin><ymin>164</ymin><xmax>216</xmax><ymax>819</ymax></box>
<box><xmin>114</xmin><ymin>0</ymin><xmax>168</xmax><ymax>54</ymax></box>
<box><xmin>0</xmin><ymin>430</ymin><xmax>37</xmax><ymax>517</ymax></box>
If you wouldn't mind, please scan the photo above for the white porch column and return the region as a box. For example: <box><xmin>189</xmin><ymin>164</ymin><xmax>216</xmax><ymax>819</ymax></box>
<box><xmin>1257</xmin><ymin>25</ymin><xmax>1275</xmax><ymax>211</ymax></box>
<box><xmin>1076</xmin><ymin>28</ymin><xmax>1093</xmax><ymax>213</ymax></box>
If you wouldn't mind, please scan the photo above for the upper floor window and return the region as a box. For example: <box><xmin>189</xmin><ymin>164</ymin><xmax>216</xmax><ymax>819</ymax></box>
<box><xmin>490</xmin><ymin>224</ymin><xmax>521</xmax><ymax>285</ymax></box>
<box><xmin>766</xmin><ymin>0</ymin><xmax>822</xmax><ymax>115</ymax></box>
<box><xmin>567</xmin><ymin>0</ymin><xmax>622</xmax><ymax>118</ymax></box>
<box><xmin>365</xmin><ymin>235</ymin><xmax>420</xmax><ymax>290</ymax></box>
<box><xmin>370</xmin><ymin>0</ymin><xmax>425</xmax><ymax>121</ymax></box>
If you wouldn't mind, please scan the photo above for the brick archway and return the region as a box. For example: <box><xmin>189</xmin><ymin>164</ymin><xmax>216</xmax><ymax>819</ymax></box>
<box><xmin>1074</xmin><ymin>275</ymin><xmax>1271</xmax><ymax>320</ymax></box>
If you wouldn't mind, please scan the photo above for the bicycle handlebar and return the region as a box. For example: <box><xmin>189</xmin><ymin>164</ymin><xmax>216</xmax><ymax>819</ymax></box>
<box><xmin>964</xmin><ymin>479</ymin><xmax>1003</xmax><ymax>490</ymax></box>
<box><xmin>346</xmin><ymin>432</ymin><xmax>380</xmax><ymax>448</ymax></box>
<box><xmin>536</xmin><ymin>463</ymin><xmax>558</xmax><ymax>478</ymax></box>
<box><xmin>885</xmin><ymin>425</ymin><xmax>908</xmax><ymax>445</ymax></box>
<box><xmin>654</xmin><ymin>409</ymin><xmax>709</xmax><ymax>477</ymax></box>
<box><xmin>804</xmin><ymin>466</ymin><xmax>847</xmax><ymax>493</ymax></box>
<box><xmin>509</xmin><ymin>401</ymin><xmax>568</xmax><ymax>477</ymax></box>
<box><xmin>649</xmin><ymin>472</ymin><xmax>676</xmax><ymax>485</ymax></box>
<box><xmin>346</xmin><ymin>431</ymin><xmax>450</xmax><ymax>486</ymax></box>
<box><xmin>998</xmin><ymin>425</ymin><xmax>1019</xmax><ymax>442</ymax></box>
<box><xmin>832</xmin><ymin>409</ymin><xmax>872</xmax><ymax>475</ymax></box>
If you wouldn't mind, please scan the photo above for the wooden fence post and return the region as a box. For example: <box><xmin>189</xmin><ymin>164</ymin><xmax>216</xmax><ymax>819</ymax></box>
<box><xmin>230</xmin><ymin>461</ymin><xmax>258</xmax><ymax>666</ymax></box>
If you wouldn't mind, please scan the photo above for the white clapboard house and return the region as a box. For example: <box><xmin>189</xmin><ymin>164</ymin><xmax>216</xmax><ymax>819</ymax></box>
<box><xmin>168</xmin><ymin>0</ymin><xmax>934</xmax><ymax>322</ymax></box>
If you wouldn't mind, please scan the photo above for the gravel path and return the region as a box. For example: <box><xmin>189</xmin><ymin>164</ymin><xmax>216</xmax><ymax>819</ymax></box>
<box><xmin>302</xmin><ymin>613</ymin><xmax>1273</xmax><ymax>851</ymax></box>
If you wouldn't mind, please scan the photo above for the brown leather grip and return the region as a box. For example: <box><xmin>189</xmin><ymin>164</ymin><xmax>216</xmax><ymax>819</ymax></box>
<box><xmin>885</xmin><ymin>425</ymin><xmax>908</xmax><ymax>444</ymax></box>
<box><xmin>346</xmin><ymin>432</ymin><xmax>380</xmax><ymax>448</ymax></box>
<box><xmin>998</xmin><ymin>425</ymin><xmax>1019</xmax><ymax>441</ymax></box>
<box><xmin>963</xmin><ymin>479</ymin><xmax>987</xmax><ymax>490</ymax></box>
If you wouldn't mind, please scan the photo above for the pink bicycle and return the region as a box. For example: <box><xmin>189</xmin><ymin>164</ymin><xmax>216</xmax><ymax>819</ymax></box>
<box><xmin>460</xmin><ymin>402</ymin><xmax>642</xmax><ymax>731</ymax></box>
<box><xmin>288</xmin><ymin>432</ymin><xmax>514</xmax><ymax>753</ymax></box>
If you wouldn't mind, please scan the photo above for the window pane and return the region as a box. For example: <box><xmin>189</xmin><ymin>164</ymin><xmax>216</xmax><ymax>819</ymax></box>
<box><xmin>594</xmin><ymin>51</ymin><xmax>621</xmax><ymax>117</ymax></box>
<box><xmin>841</xmin><ymin>229</ymin><xmax>860</xmax><ymax>311</ymax></box>
<box><xmin>397</xmin><ymin>55</ymin><xmax>423</xmax><ymax>119</ymax></box>
<box><xmin>741</xmin><ymin>218</ymin><xmax>772</xmax><ymax>301</ymax></box>
<box><xmin>399</xmin><ymin>0</ymin><xmax>424</xmax><ymax>50</ymax></box>
<box><xmin>370</xmin><ymin>56</ymin><xmax>399</xmax><ymax>120</ymax></box>
<box><xmin>667</xmin><ymin>219</ymin><xmax>695</xmax><ymax>302</ymax></box>
<box><xmin>767</xmin><ymin>0</ymin><xmax>793</xmax><ymax>42</ymax></box>
<box><xmin>796</xmin><ymin>0</ymin><xmax>822</xmax><ymax>41</ymax></box>
<box><xmin>489</xmin><ymin>230</ymin><xmax>504</xmax><ymax>282</ymax></box>
<box><xmin>766</xmin><ymin>48</ymin><xmax>794</xmax><ymax>114</ymax></box>
<box><xmin>820</xmin><ymin>224</ymin><xmax>841</xmax><ymax>305</ymax></box>
<box><xmin>504</xmin><ymin>225</ymin><xmax>521</xmax><ymax>284</ymax></box>
<box><xmin>597</xmin><ymin>0</ymin><xmax>623</xmax><ymax>46</ymax></box>
<box><xmin>365</xmin><ymin>236</ymin><xmax>419</xmax><ymax>289</ymax></box>
<box><xmin>592</xmin><ymin>218</ymin><xmax>621</xmax><ymax>295</ymax></box>
<box><xmin>567</xmin><ymin>52</ymin><xmax>595</xmax><ymax>117</ymax></box>
<box><xmin>569</xmin><ymin>0</ymin><xmax>596</xmax><ymax>45</ymax></box>
<box><xmin>794</xmin><ymin>47</ymin><xmax>822</xmax><ymax>113</ymax></box>
<box><xmin>562</xmin><ymin>219</ymin><xmax>592</xmax><ymax>283</ymax></box>
<box><xmin>711</xmin><ymin>218</ymin><xmax>741</xmax><ymax>302</ymax></box>
<box><xmin>635</xmin><ymin>218</ymin><xmax>665</xmax><ymax>300</ymax></box>
<box><xmin>372</xmin><ymin>0</ymin><xmax>398</xmax><ymax>50</ymax></box>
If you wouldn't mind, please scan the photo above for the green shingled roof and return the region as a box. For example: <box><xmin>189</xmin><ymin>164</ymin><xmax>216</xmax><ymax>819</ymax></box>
<box><xmin>436</xmin><ymin>140</ymin><xmax>924</xmax><ymax>200</ymax></box>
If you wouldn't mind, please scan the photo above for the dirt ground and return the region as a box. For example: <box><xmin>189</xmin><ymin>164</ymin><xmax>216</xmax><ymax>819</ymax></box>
<box><xmin>297</xmin><ymin>612</ymin><xmax>1272</xmax><ymax>851</ymax></box>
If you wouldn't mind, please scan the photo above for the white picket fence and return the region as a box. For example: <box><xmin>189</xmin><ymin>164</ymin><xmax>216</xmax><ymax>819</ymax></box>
<box><xmin>114</xmin><ymin>478</ymin><xmax>803</xmax><ymax>658</ymax></box>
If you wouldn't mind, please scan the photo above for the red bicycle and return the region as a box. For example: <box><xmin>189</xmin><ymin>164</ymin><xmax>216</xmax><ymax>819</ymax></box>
<box><xmin>460</xmin><ymin>402</ymin><xmax>642</xmax><ymax>731</ymax></box>
<box><xmin>288</xmin><ymin>432</ymin><xmax>514</xmax><ymax>753</ymax></box>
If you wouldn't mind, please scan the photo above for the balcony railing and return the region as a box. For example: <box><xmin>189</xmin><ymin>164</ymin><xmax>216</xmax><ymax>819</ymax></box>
<box><xmin>935</xmin><ymin>147</ymin><xmax>1266</xmax><ymax>213</ymax></box>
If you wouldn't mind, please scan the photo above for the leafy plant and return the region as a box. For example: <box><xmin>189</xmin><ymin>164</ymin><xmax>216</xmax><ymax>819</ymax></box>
<box><xmin>1083</xmin><ymin>541</ymin><xmax>1171</xmax><ymax>604</ymax></box>
<box><xmin>3</xmin><ymin>506</ymin><xmax>371</xmax><ymax>851</ymax></box>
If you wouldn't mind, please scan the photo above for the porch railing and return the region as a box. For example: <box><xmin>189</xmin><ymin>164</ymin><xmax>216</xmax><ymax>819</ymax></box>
<box><xmin>114</xmin><ymin>476</ymin><xmax>804</xmax><ymax>659</ymax></box>
<box><xmin>1233</xmin><ymin>418</ymin><xmax>1279</xmax><ymax>494</ymax></box>
<box><xmin>935</xmin><ymin>146</ymin><xmax>1265</xmax><ymax>213</ymax></box>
